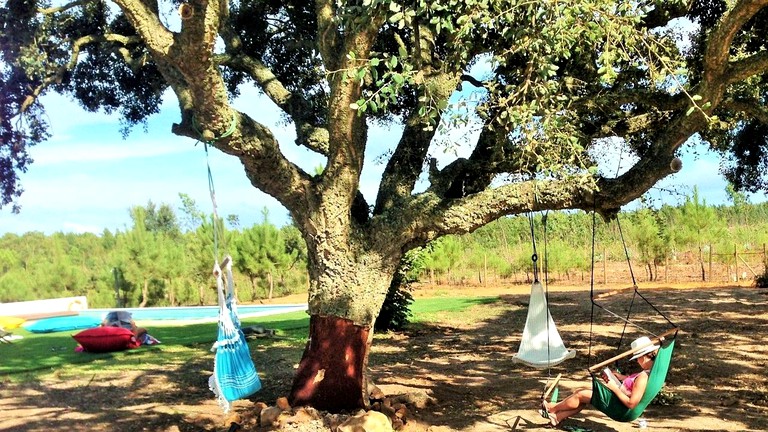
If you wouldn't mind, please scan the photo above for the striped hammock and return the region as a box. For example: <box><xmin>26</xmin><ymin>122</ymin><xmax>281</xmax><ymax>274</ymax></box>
<box><xmin>208</xmin><ymin>256</ymin><xmax>262</xmax><ymax>413</ymax></box>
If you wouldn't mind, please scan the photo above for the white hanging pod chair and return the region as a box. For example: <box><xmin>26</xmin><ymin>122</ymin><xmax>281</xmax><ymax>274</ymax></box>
<box><xmin>512</xmin><ymin>280</ymin><xmax>575</xmax><ymax>368</ymax></box>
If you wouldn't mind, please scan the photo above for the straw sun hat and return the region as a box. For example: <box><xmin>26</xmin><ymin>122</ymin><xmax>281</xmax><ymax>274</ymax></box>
<box><xmin>629</xmin><ymin>336</ymin><xmax>660</xmax><ymax>360</ymax></box>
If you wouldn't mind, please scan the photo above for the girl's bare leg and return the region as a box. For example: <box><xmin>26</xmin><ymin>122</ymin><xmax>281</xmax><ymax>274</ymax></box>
<box><xmin>546</xmin><ymin>388</ymin><xmax>592</xmax><ymax>414</ymax></box>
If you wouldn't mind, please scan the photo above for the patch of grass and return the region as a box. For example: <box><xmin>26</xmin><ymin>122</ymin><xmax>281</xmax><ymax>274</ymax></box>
<box><xmin>0</xmin><ymin>299</ymin><xmax>503</xmax><ymax>382</ymax></box>
<box><xmin>0</xmin><ymin>311</ymin><xmax>310</xmax><ymax>381</ymax></box>
<box><xmin>409</xmin><ymin>296</ymin><xmax>501</xmax><ymax>323</ymax></box>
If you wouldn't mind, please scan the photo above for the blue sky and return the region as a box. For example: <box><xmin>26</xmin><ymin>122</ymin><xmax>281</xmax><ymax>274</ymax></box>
<box><xmin>0</xmin><ymin>88</ymin><xmax>765</xmax><ymax>236</ymax></box>
<box><xmin>0</xmin><ymin>89</ymin><xmax>397</xmax><ymax>234</ymax></box>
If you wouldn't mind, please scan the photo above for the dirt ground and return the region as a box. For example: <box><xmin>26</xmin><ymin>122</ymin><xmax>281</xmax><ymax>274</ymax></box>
<box><xmin>1</xmin><ymin>282</ymin><xmax>767</xmax><ymax>432</ymax></box>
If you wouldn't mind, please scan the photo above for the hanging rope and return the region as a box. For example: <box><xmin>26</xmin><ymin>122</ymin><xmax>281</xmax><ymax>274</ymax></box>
<box><xmin>615</xmin><ymin>215</ymin><xmax>638</xmax><ymax>349</ymax></box>
<box><xmin>528</xmin><ymin>212</ymin><xmax>540</xmax><ymax>283</ymax></box>
<box><xmin>194</xmin><ymin>112</ymin><xmax>262</xmax><ymax>412</ymax></box>
<box><xmin>587</xmin><ymin>205</ymin><xmax>678</xmax><ymax>369</ymax></box>
<box><xmin>194</xmin><ymin>112</ymin><xmax>238</xmax><ymax>262</ymax></box>
<box><xmin>204</xmin><ymin>143</ymin><xmax>221</xmax><ymax>261</ymax></box>
<box><xmin>514</xmin><ymin>211</ymin><xmax>575</xmax><ymax>377</ymax></box>
<box><xmin>588</xmin><ymin>207</ymin><xmax>596</xmax><ymax>363</ymax></box>
<box><xmin>541</xmin><ymin>211</ymin><xmax>555</xmax><ymax>398</ymax></box>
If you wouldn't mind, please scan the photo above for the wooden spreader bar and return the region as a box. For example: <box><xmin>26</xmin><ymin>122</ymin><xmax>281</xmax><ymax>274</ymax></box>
<box><xmin>588</xmin><ymin>328</ymin><xmax>678</xmax><ymax>373</ymax></box>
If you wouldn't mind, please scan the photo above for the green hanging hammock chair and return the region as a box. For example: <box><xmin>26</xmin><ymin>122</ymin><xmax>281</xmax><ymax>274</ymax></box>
<box><xmin>583</xmin><ymin>210</ymin><xmax>679</xmax><ymax>423</ymax></box>
<box><xmin>590</xmin><ymin>338</ymin><xmax>676</xmax><ymax>422</ymax></box>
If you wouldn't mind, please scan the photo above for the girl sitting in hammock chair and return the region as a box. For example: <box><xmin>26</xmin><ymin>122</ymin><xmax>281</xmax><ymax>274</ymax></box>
<box><xmin>541</xmin><ymin>336</ymin><xmax>660</xmax><ymax>427</ymax></box>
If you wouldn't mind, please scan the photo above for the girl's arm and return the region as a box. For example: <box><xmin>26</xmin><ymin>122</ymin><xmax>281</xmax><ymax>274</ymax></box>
<box><xmin>603</xmin><ymin>372</ymin><xmax>648</xmax><ymax>408</ymax></box>
<box><xmin>625</xmin><ymin>372</ymin><xmax>649</xmax><ymax>409</ymax></box>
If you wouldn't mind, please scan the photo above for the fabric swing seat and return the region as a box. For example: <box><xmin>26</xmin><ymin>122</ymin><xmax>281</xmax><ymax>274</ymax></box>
<box><xmin>209</xmin><ymin>322</ymin><xmax>262</xmax><ymax>403</ymax></box>
<box><xmin>513</xmin><ymin>281</ymin><xmax>575</xmax><ymax>368</ymax></box>
<box><xmin>590</xmin><ymin>338</ymin><xmax>676</xmax><ymax>422</ymax></box>
<box><xmin>208</xmin><ymin>256</ymin><xmax>262</xmax><ymax>412</ymax></box>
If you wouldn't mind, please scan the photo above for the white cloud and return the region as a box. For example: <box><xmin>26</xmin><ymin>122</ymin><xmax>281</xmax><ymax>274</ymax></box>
<box><xmin>62</xmin><ymin>221</ymin><xmax>105</xmax><ymax>234</ymax></box>
<box><xmin>30</xmin><ymin>137</ymin><xmax>194</xmax><ymax>166</ymax></box>
<box><xmin>41</xmin><ymin>93</ymin><xmax>119</xmax><ymax>129</ymax></box>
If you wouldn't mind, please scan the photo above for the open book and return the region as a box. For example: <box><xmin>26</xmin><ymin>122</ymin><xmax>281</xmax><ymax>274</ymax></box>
<box><xmin>602</xmin><ymin>368</ymin><xmax>621</xmax><ymax>387</ymax></box>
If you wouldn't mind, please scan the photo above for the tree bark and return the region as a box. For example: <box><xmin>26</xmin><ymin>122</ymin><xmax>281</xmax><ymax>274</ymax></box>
<box><xmin>287</xmin><ymin>240</ymin><xmax>395</xmax><ymax>410</ymax></box>
<box><xmin>289</xmin><ymin>315</ymin><xmax>371</xmax><ymax>410</ymax></box>
<box><xmin>139</xmin><ymin>279</ymin><xmax>148</xmax><ymax>308</ymax></box>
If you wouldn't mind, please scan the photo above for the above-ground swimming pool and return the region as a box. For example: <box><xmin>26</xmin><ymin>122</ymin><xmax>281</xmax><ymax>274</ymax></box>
<box><xmin>78</xmin><ymin>304</ymin><xmax>307</xmax><ymax>323</ymax></box>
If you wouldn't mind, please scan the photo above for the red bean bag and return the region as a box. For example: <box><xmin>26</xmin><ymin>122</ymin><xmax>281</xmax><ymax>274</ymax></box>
<box><xmin>72</xmin><ymin>326</ymin><xmax>139</xmax><ymax>353</ymax></box>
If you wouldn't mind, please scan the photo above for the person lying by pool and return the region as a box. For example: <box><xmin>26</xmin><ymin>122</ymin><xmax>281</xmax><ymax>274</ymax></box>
<box><xmin>102</xmin><ymin>311</ymin><xmax>159</xmax><ymax>345</ymax></box>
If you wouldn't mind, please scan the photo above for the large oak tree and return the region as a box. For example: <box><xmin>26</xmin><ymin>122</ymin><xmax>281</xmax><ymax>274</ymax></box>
<box><xmin>2</xmin><ymin>0</ymin><xmax>768</xmax><ymax>411</ymax></box>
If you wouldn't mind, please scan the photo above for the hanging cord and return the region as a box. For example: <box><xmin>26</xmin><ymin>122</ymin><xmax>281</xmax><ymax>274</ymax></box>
<box><xmin>615</xmin><ymin>214</ymin><xmax>677</xmax><ymax>345</ymax></box>
<box><xmin>589</xmin><ymin>209</ymin><xmax>678</xmax><ymax>371</ymax></box>
<box><xmin>590</xmin><ymin>221</ymin><xmax>659</xmax><ymax>336</ymax></box>
<box><xmin>529</xmin><ymin>211</ymin><xmax>549</xmax><ymax>398</ymax></box>
<box><xmin>588</xmin><ymin>205</ymin><xmax>597</xmax><ymax>367</ymax></box>
<box><xmin>542</xmin><ymin>212</ymin><xmax>551</xmax><ymax>369</ymax></box>
<box><xmin>615</xmin><ymin>215</ymin><xmax>638</xmax><ymax>350</ymax></box>
<box><xmin>205</xmin><ymin>143</ymin><xmax>222</xmax><ymax>262</ymax></box>
<box><xmin>528</xmin><ymin>212</ymin><xmax>540</xmax><ymax>283</ymax></box>
<box><xmin>542</xmin><ymin>211</ymin><xmax>553</xmax><ymax>388</ymax></box>
<box><xmin>193</xmin><ymin>113</ymin><xmax>238</xmax><ymax>263</ymax></box>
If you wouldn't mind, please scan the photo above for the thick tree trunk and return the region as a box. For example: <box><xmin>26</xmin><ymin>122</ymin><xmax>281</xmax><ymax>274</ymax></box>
<box><xmin>139</xmin><ymin>279</ymin><xmax>148</xmax><ymax>308</ymax></box>
<box><xmin>289</xmin><ymin>315</ymin><xmax>371</xmax><ymax>410</ymax></box>
<box><xmin>168</xmin><ymin>279</ymin><xmax>175</xmax><ymax>306</ymax></box>
<box><xmin>250</xmin><ymin>276</ymin><xmax>258</xmax><ymax>301</ymax></box>
<box><xmin>288</xmin><ymin>245</ymin><xmax>396</xmax><ymax>411</ymax></box>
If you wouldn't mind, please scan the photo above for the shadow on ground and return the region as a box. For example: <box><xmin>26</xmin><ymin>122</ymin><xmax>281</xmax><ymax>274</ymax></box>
<box><xmin>1</xmin><ymin>286</ymin><xmax>767</xmax><ymax>431</ymax></box>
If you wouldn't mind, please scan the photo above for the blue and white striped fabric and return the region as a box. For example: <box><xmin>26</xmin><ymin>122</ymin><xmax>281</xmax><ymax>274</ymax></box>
<box><xmin>208</xmin><ymin>256</ymin><xmax>262</xmax><ymax>412</ymax></box>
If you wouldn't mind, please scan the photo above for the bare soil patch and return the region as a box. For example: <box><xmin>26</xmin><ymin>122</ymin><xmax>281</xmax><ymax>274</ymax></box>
<box><xmin>2</xmin><ymin>283</ymin><xmax>767</xmax><ymax>432</ymax></box>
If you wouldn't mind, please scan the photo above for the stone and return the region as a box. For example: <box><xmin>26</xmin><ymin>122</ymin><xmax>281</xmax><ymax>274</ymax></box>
<box><xmin>276</xmin><ymin>396</ymin><xmax>291</xmax><ymax>411</ymax></box>
<box><xmin>393</xmin><ymin>391</ymin><xmax>436</xmax><ymax>409</ymax></box>
<box><xmin>337</xmin><ymin>410</ymin><xmax>393</xmax><ymax>432</ymax></box>
<box><xmin>282</xmin><ymin>407</ymin><xmax>323</xmax><ymax>425</ymax></box>
<box><xmin>260</xmin><ymin>406</ymin><xmax>284</xmax><ymax>427</ymax></box>
<box><xmin>253</xmin><ymin>401</ymin><xmax>268</xmax><ymax>417</ymax></box>
<box><xmin>369</xmin><ymin>383</ymin><xmax>386</xmax><ymax>400</ymax></box>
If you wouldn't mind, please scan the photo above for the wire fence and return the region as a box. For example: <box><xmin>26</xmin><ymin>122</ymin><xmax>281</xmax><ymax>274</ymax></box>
<box><xmin>431</xmin><ymin>244</ymin><xmax>768</xmax><ymax>288</ymax></box>
<box><xmin>584</xmin><ymin>244</ymin><xmax>767</xmax><ymax>286</ymax></box>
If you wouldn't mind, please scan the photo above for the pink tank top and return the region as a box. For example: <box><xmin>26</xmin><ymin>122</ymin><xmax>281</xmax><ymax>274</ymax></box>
<box><xmin>620</xmin><ymin>371</ymin><xmax>647</xmax><ymax>395</ymax></box>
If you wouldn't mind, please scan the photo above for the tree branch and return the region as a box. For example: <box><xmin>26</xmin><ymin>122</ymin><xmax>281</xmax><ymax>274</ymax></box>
<box><xmin>373</xmin><ymin>68</ymin><xmax>461</xmax><ymax>214</ymax></box>
<box><xmin>37</xmin><ymin>0</ymin><xmax>93</xmax><ymax>14</ymax></box>
<box><xmin>315</xmin><ymin>0</ymin><xmax>342</xmax><ymax>72</ymax></box>
<box><xmin>427</xmin><ymin>126</ymin><xmax>514</xmax><ymax>199</ymax></box>
<box><xmin>374</xmin><ymin>20</ymin><xmax>467</xmax><ymax>215</ymax></box>
<box><xmin>112</xmin><ymin>0</ymin><xmax>174</xmax><ymax>56</ymax></box>
<box><xmin>703</xmin><ymin>0</ymin><xmax>768</xmax><ymax>82</ymax></box>
<box><xmin>391</xmin><ymin>177</ymin><xmax>596</xmax><ymax>249</ymax></box>
<box><xmin>231</xmin><ymin>116</ymin><xmax>314</xmax><ymax>219</ymax></box>
<box><xmin>641</xmin><ymin>1</ymin><xmax>692</xmax><ymax>29</ymax></box>
<box><xmin>726</xmin><ymin>50</ymin><xmax>768</xmax><ymax>84</ymax></box>
<box><xmin>20</xmin><ymin>33</ymin><xmax>143</xmax><ymax>115</ymax></box>
<box><xmin>719</xmin><ymin>99</ymin><xmax>768</xmax><ymax>125</ymax></box>
<box><xmin>216</xmin><ymin>53</ymin><xmax>330</xmax><ymax>155</ymax></box>
<box><xmin>373</xmin><ymin>115</ymin><xmax>436</xmax><ymax>215</ymax></box>
<box><xmin>320</xmin><ymin>15</ymin><xmax>384</xmax><ymax>217</ymax></box>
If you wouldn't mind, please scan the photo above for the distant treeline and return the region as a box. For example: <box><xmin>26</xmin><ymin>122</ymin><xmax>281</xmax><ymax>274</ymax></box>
<box><xmin>0</xmin><ymin>194</ymin><xmax>308</xmax><ymax>308</ymax></box>
<box><xmin>411</xmin><ymin>188</ymin><xmax>768</xmax><ymax>286</ymax></box>
<box><xmin>2</xmin><ymin>189</ymin><xmax>767</xmax><ymax>307</ymax></box>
